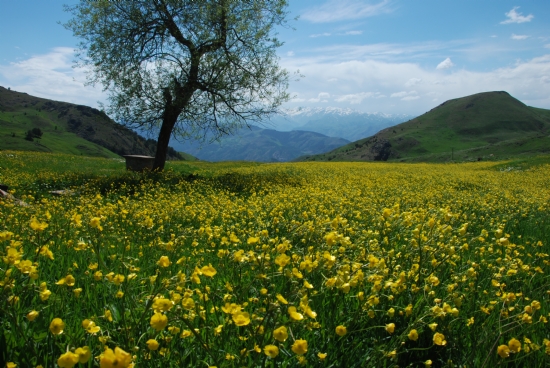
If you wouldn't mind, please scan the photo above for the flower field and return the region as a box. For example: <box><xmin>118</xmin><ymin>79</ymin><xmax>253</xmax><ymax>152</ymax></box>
<box><xmin>1</xmin><ymin>151</ymin><xmax>549</xmax><ymax>367</ymax></box>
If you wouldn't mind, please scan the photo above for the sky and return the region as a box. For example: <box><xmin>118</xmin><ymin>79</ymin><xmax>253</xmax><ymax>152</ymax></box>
<box><xmin>1</xmin><ymin>0</ymin><xmax>549</xmax><ymax>117</ymax></box>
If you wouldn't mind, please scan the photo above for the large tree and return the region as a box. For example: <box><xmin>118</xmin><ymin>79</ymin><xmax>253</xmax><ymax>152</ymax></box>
<box><xmin>65</xmin><ymin>0</ymin><xmax>290</xmax><ymax>170</ymax></box>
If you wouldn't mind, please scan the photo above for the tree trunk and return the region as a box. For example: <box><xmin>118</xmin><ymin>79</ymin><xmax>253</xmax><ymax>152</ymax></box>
<box><xmin>153</xmin><ymin>110</ymin><xmax>179</xmax><ymax>171</ymax></box>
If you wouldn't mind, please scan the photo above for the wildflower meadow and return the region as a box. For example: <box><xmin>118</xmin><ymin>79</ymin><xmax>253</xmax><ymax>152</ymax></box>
<box><xmin>0</xmin><ymin>151</ymin><xmax>549</xmax><ymax>367</ymax></box>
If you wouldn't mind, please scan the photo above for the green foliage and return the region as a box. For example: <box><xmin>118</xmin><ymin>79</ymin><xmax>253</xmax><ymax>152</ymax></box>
<box><xmin>64</xmin><ymin>0</ymin><xmax>291</xmax><ymax>170</ymax></box>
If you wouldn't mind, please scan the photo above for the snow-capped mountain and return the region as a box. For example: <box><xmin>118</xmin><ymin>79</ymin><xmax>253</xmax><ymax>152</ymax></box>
<box><xmin>266</xmin><ymin>107</ymin><xmax>413</xmax><ymax>141</ymax></box>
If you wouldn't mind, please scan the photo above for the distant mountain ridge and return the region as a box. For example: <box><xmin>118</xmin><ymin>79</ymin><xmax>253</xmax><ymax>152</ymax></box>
<box><xmin>269</xmin><ymin>107</ymin><xmax>413</xmax><ymax>141</ymax></box>
<box><xmin>298</xmin><ymin>91</ymin><xmax>550</xmax><ymax>162</ymax></box>
<box><xmin>169</xmin><ymin>125</ymin><xmax>349</xmax><ymax>162</ymax></box>
<box><xmin>0</xmin><ymin>86</ymin><xmax>183</xmax><ymax>159</ymax></box>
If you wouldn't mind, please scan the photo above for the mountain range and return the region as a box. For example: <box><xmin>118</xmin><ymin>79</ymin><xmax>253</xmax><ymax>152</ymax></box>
<box><xmin>167</xmin><ymin>125</ymin><xmax>350</xmax><ymax>162</ymax></box>
<box><xmin>268</xmin><ymin>107</ymin><xmax>412</xmax><ymax>141</ymax></box>
<box><xmin>168</xmin><ymin>108</ymin><xmax>411</xmax><ymax>161</ymax></box>
<box><xmin>299</xmin><ymin>91</ymin><xmax>550</xmax><ymax>162</ymax></box>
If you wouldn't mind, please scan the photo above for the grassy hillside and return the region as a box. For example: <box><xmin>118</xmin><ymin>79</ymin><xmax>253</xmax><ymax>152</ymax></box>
<box><xmin>299</xmin><ymin>91</ymin><xmax>550</xmax><ymax>162</ymax></box>
<box><xmin>0</xmin><ymin>86</ymin><xmax>185</xmax><ymax>160</ymax></box>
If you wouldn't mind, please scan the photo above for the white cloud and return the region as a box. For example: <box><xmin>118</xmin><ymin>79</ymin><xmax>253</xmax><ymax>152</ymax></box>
<box><xmin>0</xmin><ymin>47</ymin><xmax>105</xmax><ymax>108</ymax></box>
<box><xmin>281</xmin><ymin>54</ymin><xmax>550</xmax><ymax>115</ymax></box>
<box><xmin>405</xmin><ymin>78</ymin><xmax>422</xmax><ymax>87</ymax></box>
<box><xmin>287</xmin><ymin>51</ymin><xmax>295</xmax><ymax>57</ymax></box>
<box><xmin>436</xmin><ymin>57</ymin><xmax>454</xmax><ymax>70</ymax></box>
<box><xmin>308</xmin><ymin>92</ymin><xmax>331</xmax><ymax>102</ymax></box>
<box><xmin>511</xmin><ymin>34</ymin><xmax>529</xmax><ymax>40</ymax></box>
<box><xmin>302</xmin><ymin>0</ymin><xmax>392</xmax><ymax>23</ymax></box>
<box><xmin>335</xmin><ymin>92</ymin><xmax>375</xmax><ymax>104</ymax></box>
<box><xmin>545</xmin><ymin>44</ymin><xmax>550</xmax><ymax>49</ymax></box>
<box><xmin>391</xmin><ymin>91</ymin><xmax>418</xmax><ymax>100</ymax></box>
<box><xmin>501</xmin><ymin>7</ymin><xmax>534</xmax><ymax>24</ymax></box>
<box><xmin>310</xmin><ymin>33</ymin><xmax>331</xmax><ymax>38</ymax></box>
<box><xmin>342</xmin><ymin>31</ymin><xmax>363</xmax><ymax>36</ymax></box>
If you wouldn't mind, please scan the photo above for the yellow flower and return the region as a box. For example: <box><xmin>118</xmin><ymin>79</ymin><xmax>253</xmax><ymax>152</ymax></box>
<box><xmin>57</xmin><ymin>352</ymin><xmax>79</xmax><ymax>368</ymax></box>
<box><xmin>150</xmin><ymin>312</ymin><xmax>168</xmax><ymax>331</ymax></box>
<box><xmin>318</xmin><ymin>352</ymin><xmax>327</xmax><ymax>360</ymax></box>
<box><xmin>424</xmin><ymin>360</ymin><xmax>433</xmax><ymax>367</ymax></box>
<box><xmin>273</xmin><ymin>326</ymin><xmax>288</xmax><ymax>342</ymax></box>
<box><xmin>30</xmin><ymin>217</ymin><xmax>48</xmax><ymax>231</ymax></box>
<box><xmin>6</xmin><ymin>363</ymin><xmax>16</xmax><ymax>368</ymax></box>
<box><xmin>508</xmin><ymin>338</ymin><xmax>521</xmax><ymax>353</ymax></box>
<box><xmin>232</xmin><ymin>311</ymin><xmax>251</xmax><ymax>326</ymax></box>
<box><xmin>49</xmin><ymin>318</ymin><xmax>65</xmax><ymax>335</ymax></box>
<box><xmin>408</xmin><ymin>329</ymin><xmax>419</xmax><ymax>341</ymax></box>
<box><xmin>385</xmin><ymin>323</ymin><xmax>395</xmax><ymax>334</ymax></box>
<box><xmin>157</xmin><ymin>256</ymin><xmax>171</xmax><ymax>267</ymax></box>
<box><xmin>56</xmin><ymin>275</ymin><xmax>76</xmax><ymax>287</ymax></box>
<box><xmin>497</xmin><ymin>344</ymin><xmax>510</xmax><ymax>358</ymax></box>
<box><xmin>146</xmin><ymin>339</ymin><xmax>160</xmax><ymax>351</ymax></box>
<box><xmin>104</xmin><ymin>310</ymin><xmax>113</xmax><ymax>322</ymax></box>
<box><xmin>73</xmin><ymin>288</ymin><xmax>82</xmax><ymax>297</ymax></box>
<box><xmin>26</xmin><ymin>310</ymin><xmax>39</xmax><ymax>322</ymax></box>
<box><xmin>82</xmin><ymin>319</ymin><xmax>101</xmax><ymax>334</ymax></box>
<box><xmin>180</xmin><ymin>330</ymin><xmax>193</xmax><ymax>338</ymax></box>
<box><xmin>152</xmin><ymin>298</ymin><xmax>174</xmax><ymax>312</ymax></box>
<box><xmin>75</xmin><ymin>346</ymin><xmax>91</xmax><ymax>364</ymax></box>
<box><xmin>99</xmin><ymin>347</ymin><xmax>132</xmax><ymax>368</ymax></box>
<box><xmin>335</xmin><ymin>325</ymin><xmax>347</xmax><ymax>336</ymax></box>
<box><xmin>116</xmin><ymin>291</ymin><xmax>124</xmax><ymax>298</ymax></box>
<box><xmin>264</xmin><ymin>345</ymin><xmax>279</xmax><ymax>358</ymax></box>
<box><xmin>276</xmin><ymin>294</ymin><xmax>288</xmax><ymax>304</ymax></box>
<box><xmin>387</xmin><ymin>307</ymin><xmax>395</xmax><ymax>318</ymax></box>
<box><xmin>291</xmin><ymin>339</ymin><xmax>308</xmax><ymax>355</ymax></box>
<box><xmin>428</xmin><ymin>322</ymin><xmax>438</xmax><ymax>331</ymax></box>
<box><xmin>433</xmin><ymin>332</ymin><xmax>446</xmax><ymax>346</ymax></box>
<box><xmin>89</xmin><ymin>217</ymin><xmax>103</xmax><ymax>231</ymax></box>
<box><xmin>201</xmin><ymin>264</ymin><xmax>217</xmax><ymax>277</ymax></box>
<box><xmin>275</xmin><ymin>253</ymin><xmax>291</xmax><ymax>268</ymax></box>
<box><xmin>288</xmin><ymin>306</ymin><xmax>304</xmax><ymax>321</ymax></box>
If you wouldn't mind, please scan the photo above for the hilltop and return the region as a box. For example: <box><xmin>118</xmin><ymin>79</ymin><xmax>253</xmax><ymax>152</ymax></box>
<box><xmin>298</xmin><ymin>91</ymin><xmax>550</xmax><ymax>162</ymax></box>
<box><xmin>0</xmin><ymin>86</ymin><xmax>185</xmax><ymax>160</ymax></box>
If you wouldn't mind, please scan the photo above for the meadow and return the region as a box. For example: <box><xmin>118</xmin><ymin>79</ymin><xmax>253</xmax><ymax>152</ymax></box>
<box><xmin>1</xmin><ymin>151</ymin><xmax>549</xmax><ymax>367</ymax></box>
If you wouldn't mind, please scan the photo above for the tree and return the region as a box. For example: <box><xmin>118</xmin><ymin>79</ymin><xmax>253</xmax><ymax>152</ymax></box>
<box><xmin>64</xmin><ymin>0</ymin><xmax>290</xmax><ymax>171</ymax></box>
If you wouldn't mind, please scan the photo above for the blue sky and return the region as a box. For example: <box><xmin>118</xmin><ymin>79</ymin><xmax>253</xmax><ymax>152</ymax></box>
<box><xmin>1</xmin><ymin>0</ymin><xmax>549</xmax><ymax>117</ymax></box>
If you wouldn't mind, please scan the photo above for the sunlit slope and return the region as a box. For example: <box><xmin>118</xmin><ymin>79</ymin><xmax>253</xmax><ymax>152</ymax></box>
<box><xmin>299</xmin><ymin>91</ymin><xmax>550</xmax><ymax>162</ymax></box>
<box><xmin>0</xmin><ymin>86</ymin><xmax>185</xmax><ymax>159</ymax></box>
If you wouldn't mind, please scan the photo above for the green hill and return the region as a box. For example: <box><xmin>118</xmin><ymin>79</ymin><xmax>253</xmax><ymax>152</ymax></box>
<box><xmin>298</xmin><ymin>91</ymin><xmax>550</xmax><ymax>162</ymax></box>
<box><xmin>0</xmin><ymin>86</ymin><xmax>186</xmax><ymax>160</ymax></box>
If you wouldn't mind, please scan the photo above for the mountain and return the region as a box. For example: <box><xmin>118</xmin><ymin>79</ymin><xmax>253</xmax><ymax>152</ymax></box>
<box><xmin>168</xmin><ymin>125</ymin><xmax>349</xmax><ymax>162</ymax></box>
<box><xmin>298</xmin><ymin>91</ymin><xmax>550</xmax><ymax>162</ymax></box>
<box><xmin>0</xmin><ymin>86</ymin><xmax>184</xmax><ymax>160</ymax></box>
<box><xmin>267</xmin><ymin>107</ymin><xmax>412</xmax><ymax>141</ymax></box>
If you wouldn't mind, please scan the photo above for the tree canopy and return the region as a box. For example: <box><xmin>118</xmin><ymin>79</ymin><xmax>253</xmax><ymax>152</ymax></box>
<box><xmin>65</xmin><ymin>0</ymin><xmax>290</xmax><ymax>170</ymax></box>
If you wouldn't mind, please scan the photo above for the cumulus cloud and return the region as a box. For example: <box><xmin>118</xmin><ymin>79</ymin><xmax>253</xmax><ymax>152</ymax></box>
<box><xmin>335</xmin><ymin>92</ymin><xmax>376</xmax><ymax>104</ymax></box>
<box><xmin>309</xmin><ymin>92</ymin><xmax>331</xmax><ymax>102</ymax></box>
<box><xmin>302</xmin><ymin>0</ymin><xmax>392</xmax><ymax>23</ymax></box>
<box><xmin>0</xmin><ymin>47</ymin><xmax>105</xmax><ymax>107</ymax></box>
<box><xmin>281</xmin><ymin>54</ymin><xmax>550</xmax><ymax>115</ymax></box>
<box><xmin>501</xmin><ymin>7</ymin><xmax>534</xmax><ymax>24</ymax></box>
<box><xmin>405</xmin><ymin>78</ymin><xmax>422</xmax><ymax>87</ymax></box>
<box><xmin>511</xmin><ymin>34</ymin><xmax>529</xmax><ymax>40</ymax></box>
<box><xmin>436</xmin><ymin>58</ymin><xmax>454</xmax><ymax>70</ymax></box>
